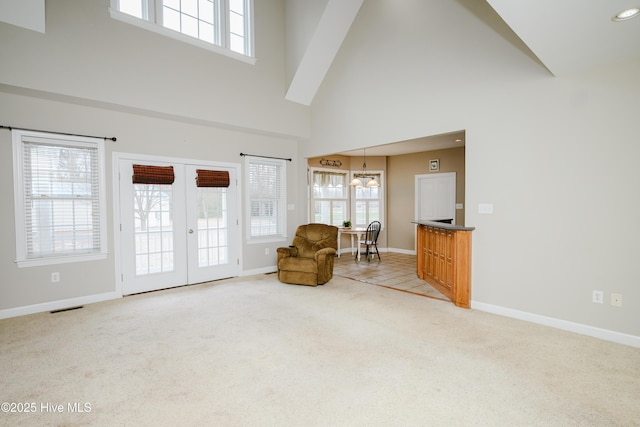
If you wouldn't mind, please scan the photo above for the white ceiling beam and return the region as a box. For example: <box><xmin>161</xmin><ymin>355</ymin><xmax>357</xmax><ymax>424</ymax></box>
<box><xmin>0</xmin><ymin>0</ymin><xmax>45</xmax><ymax>33</ymax></box>
<box><xmin>285</xmin><ymin>0</ymin><xmax>364</xmax><ymax>106</ymax></box>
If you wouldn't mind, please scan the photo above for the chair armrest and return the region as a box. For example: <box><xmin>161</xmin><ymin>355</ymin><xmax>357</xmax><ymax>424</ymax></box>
<box><xmin>277</xmin><ymin>247</ymin><xmax>298</xmax><ymax>264</ymax></box>
<box><xmin>315</xmin><ymin>247</ymin><xmax>337</xmax><ymax>284</ymax></box>
<box><xmin>277</xmin><ymin>246</ymin><xmax>298</xmax><ymax>257</ymax></box>
<box><xmin>315</xmin><ymin>247</ymin><xmax>337</xmax><ymax>261</ymax></box>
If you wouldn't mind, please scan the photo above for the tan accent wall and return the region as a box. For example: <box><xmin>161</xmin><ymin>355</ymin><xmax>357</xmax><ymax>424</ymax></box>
<box><xmin>387</xmin><ymin>147</ymin><xmax>465</xmax><ymax>252</ymax></box>
<box><xmin>308</xmin><ymin>149</ymin><xmax>464</xmax><ymax>254</ymax></box>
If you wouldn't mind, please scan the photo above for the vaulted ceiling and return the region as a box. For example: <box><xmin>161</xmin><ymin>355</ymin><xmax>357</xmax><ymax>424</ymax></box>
<box><xmin>487</xmin><ymin>0</ymin><xmax>640</xmax><ymax>77</ymax></box>
<box><xmin>286</xmin><ymin>0</ymin><xmax>640</xmax><ymax>155</ymax></box>
<box><xmin>286</xmin><ymin>0</ymin><xmax>640</xmax><ymax>107</ymax></box>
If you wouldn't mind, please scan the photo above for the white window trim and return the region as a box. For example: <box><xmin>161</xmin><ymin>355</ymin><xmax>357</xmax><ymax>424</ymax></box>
<box><xmin>245</xmin><ymin>156</ymin><xmax>287</xmax><ymax>244</ymax></box>
<box><xmin>109</xmin><ymin>1</ymin><xmax>256</xmax><ymax>65</ymax></box>
<box><xmin>12</xmin><ymin>130</ymin><xmax>108</xmax><ymax>268</ymax></box>
<box><xmin>350</xmin><ymin>169</ymin><xmax>385</xmax><ymax>229</ymax></box>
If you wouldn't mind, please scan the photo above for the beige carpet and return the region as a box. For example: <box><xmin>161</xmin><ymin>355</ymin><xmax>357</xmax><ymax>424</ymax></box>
<box><xmin>1</xmin><ymin>274</ymin><xmax>639</xmax><ymax>426</ymax></box>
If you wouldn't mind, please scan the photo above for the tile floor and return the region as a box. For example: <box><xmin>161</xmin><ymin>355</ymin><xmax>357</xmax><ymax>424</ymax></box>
<box><xmin>333</xmin><ymin>250</ymin><xmax>451</xmax><ymax>302</ymax></box>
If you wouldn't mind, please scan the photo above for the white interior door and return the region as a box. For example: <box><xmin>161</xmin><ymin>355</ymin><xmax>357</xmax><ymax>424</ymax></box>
<box><xmin>415</xmin><ymin>172</ymin><xmax>456</xmax><ymax>223</ymax></box>
<box><xmin>117</xmin><ymin>157</ymin><xmax>239</xmax><ymax>295</ymax></box>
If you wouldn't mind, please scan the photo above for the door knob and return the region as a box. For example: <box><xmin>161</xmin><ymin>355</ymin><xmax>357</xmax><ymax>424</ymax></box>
<box><xmin>188</xmin><ymin>229</ymin><xmax>194</xmax><ymax>234</ymax></box>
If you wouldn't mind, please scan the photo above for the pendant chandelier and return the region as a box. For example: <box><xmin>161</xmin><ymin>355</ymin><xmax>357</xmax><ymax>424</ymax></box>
<box><xmin>349</xmin><ymin>148</ymin><xmax>380</xmax><ymax>187</ymax></box>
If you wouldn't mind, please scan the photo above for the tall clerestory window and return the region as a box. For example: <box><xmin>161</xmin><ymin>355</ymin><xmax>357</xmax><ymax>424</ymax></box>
<box><xmin>112</xmin><ymin>0</ymin><xmax>253</xmax><ymax>58</ymax></box>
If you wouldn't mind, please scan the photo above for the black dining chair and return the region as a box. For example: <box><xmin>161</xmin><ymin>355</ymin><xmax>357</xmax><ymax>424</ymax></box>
<box><xmin>358</xmin><ymin>221</ymin><xmax>381</xmax><ymax>262</ymax></box>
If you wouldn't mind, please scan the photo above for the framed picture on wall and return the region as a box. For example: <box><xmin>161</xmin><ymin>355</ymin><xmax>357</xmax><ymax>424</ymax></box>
<box><xmin>429</xmin><ymin>159</ymin><xmax>440</xmax><ymax>172</ymax></box>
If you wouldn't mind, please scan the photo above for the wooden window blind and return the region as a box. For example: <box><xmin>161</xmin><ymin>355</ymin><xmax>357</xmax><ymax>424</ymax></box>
<box><xmin>196</xmin><ymin>169</ymin><xmax>230</xmax><ymax>187</ymax></box>
<box><xmin>132</xmin><ymin>164</ymin><xmax>175</xmax><ymax>184</ymax></box>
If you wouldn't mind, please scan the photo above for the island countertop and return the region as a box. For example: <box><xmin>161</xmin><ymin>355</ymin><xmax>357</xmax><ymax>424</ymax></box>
<box><xmin>412</xmin><ymin>220</ymin><xmax>475</xmax><ymax>231</ymax></box>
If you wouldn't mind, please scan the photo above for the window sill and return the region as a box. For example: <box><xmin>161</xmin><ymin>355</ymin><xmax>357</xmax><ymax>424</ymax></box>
<box><xmin>16</xmin><ymin>253</ymin><xmax>108</xmax><ymax>268</ymax></box>
<box><xmin>109</xmin><ymin>9</ymin><xmax>256</xmax><ymax>65</ymax></box>
<box><xmin>247</xmin><ymin>236</ymin><xmax>287</xmax><ymax>245</ymax></box>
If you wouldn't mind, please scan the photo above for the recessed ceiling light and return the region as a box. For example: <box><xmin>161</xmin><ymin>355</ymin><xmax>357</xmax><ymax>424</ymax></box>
<box><xmin>612</xmin><ymin>7</ymin><xmax>640</xmax><ymax>21</ymax></box>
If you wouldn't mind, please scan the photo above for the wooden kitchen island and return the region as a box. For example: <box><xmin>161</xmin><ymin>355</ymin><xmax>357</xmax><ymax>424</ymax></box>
<box><xmin>413</xmin><ymin>220</ymin><xmax>475</xmax><ymax>309</ymax></box>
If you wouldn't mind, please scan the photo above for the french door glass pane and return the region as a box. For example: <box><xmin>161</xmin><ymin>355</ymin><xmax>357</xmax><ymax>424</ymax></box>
<box><xmin>197</xmin><ymin>187</ymin><xmax>228</xmax><ymax>267</ymax></box>
<box><xmin>133</xmin><ymin>184</ymin><xmax>174</xmax><ymax>275</ymax></box>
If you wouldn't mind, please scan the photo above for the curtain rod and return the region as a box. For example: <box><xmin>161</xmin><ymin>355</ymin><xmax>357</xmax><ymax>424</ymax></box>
<box><xmin>240</xmin><ymin>152</ymin><xmax>292</xmax><ymax>161</ymax></box>
<box><xmin>1</xmin><ymin>125</ymin><xmax>117</xmax><ymax>142</ymax></box>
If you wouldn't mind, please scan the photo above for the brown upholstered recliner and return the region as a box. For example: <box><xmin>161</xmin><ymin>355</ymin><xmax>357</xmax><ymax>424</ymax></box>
<box><xmin>277</xmin><ymin>223</ymin><xmax>338</xmax><ymax>286</ymax></box>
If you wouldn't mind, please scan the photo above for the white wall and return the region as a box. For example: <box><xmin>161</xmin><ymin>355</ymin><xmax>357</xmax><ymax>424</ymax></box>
<box><xmin>0</xmin><ymin>0</ymin><xmax>308</xmax><ymax>139</ymax></box>
<box><xmin>2</xmin><ymin>0</ymin><xmax>639</xmax><ymax>344</ymax></box>
<box><xmin>0</xmin><ymin>89</ymin><xmax>302</xmax><ymax>314</ymax></box>
<box><xmin>307</xmin><ymin>0</ymin><xmax>640</xmax><ymax>338</ymax></box>
<box><xmin>0</xmin><ymin>0</ymin><xmax>308</xmax><ymax>315</ymax></box>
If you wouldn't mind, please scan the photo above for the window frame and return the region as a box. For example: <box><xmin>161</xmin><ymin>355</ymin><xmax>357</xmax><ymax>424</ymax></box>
<box><xmin>309</xmin><ymin>167</ymin><xmax>349</xmax><ymax>227</ymax></box>
<box><xmin>109</xmin><ymin>0</ymin><xmax>255</xmax><ymax>64</ymax></box>
<box><xmin>12</xmin><ymin>130</ymin><xmax>108</xmax><ymax>267</ymax></box>
<box><xmin>245</xmin><ymin>156</ymin><xmax>287</xmax><ymax>243</ymax></box>
<box><xmin>351</xmin><ymin>170</ymin><xmax>385</xmax><ymax>229</ymax></box>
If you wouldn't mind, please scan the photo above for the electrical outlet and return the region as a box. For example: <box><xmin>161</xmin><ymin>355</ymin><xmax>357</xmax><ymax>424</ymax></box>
<box><xmin>478</xmin><ymin>203</ymin><xmax>494</xmax><ymax>214</ymax></box>
<box><xmin>265</xmin><ymin>248</ymin><xmax>270</xmax><ymax>255</ymax></box>
<box><xmin>51</xmin><ymin>272</ymin><xmax>60</xmax><ymax>283</ymax></box>
<box><xmin>592</xmin><ymin>290</ymin><xmax>603</xmax><ymax>304</ymax></box>
<box><xmin>611</xmin><ymin>293</ymin><xmax>623</xmax><ymax>307</ymax></box>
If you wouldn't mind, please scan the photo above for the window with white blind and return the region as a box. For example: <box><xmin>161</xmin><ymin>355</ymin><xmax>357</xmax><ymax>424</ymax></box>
<box><xmin>245</xmin><ymin>157</ymin><xmax>286</xmax><ymax>242</ymax></box>
<box><xmin>310</xmin><ymin>168</ymin><xmax>348</xmax><ymax>227</ymax></box>
<box><xmin>110</xmin><ymin>0</ymin><xmax>253</xmax><ymax>61</ymax></box>
<box><xmin>352</xmin><ymin>171</ymin><xmax>384</xmax><ymax>229</ymax></box>
<box><xmin>12</xmin><ymin>130</ymin><xmax>107</xmax><ymax>267</ymax></box>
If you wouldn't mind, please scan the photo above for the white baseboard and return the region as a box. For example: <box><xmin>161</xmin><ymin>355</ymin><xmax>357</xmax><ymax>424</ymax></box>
<box><xmin>241</xmin><ymin>266</ymin><xmax>277</xmax><ymax>276</ymax></box>
<box><xmin>0</xmin><ymin>291</ymin><xmax>120</xmax><ymax>320</ymax></box>
<box><xmin>472</xmin><ymin>301</ymin><xmax>640</xmax><ymax>349</ymax></box>
<box><xmin>386</xmin><ymin>247</ymin><xmax>416</xmax><ymax>255</ymax></box>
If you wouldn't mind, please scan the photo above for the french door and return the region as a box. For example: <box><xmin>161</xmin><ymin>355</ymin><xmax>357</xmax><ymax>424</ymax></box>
<box><xmin>117</xmin><ymin>156</ymin><xmax>240</xmax><ymax>295</ymax></box>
